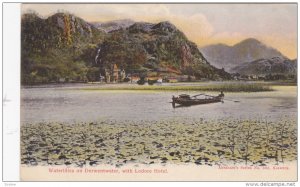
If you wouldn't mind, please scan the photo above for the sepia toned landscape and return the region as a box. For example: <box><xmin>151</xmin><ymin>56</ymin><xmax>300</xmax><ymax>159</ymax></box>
<box><xmin>20</xmin><ymin>4</ymin><xmax>297</xmax><ymax>181</ymax></box>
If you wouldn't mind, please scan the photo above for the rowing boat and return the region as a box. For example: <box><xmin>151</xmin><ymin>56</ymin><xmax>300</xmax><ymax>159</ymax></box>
<box><xmin>172</xmin><ymin>93</ymin><xmax>224</xmax><ymax>107</ymax></box>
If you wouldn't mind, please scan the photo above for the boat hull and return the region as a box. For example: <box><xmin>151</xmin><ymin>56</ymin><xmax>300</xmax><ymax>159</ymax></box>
<box><xmin>172</xmin><ymin>97</ymin><xmax>222</xmax><ymax>106</ymax></box>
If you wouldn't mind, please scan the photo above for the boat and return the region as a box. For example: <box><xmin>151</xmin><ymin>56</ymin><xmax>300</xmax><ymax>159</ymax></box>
<box><xmin>172</xmin><ymin>92</ymin><xmax>224</xmax><ymax>107</ymax></box>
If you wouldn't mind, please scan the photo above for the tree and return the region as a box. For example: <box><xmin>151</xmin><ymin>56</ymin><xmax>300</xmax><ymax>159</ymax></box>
<box><xmin>86</xmin><ymin>67</ymin><xmax>100</xmax><ymax>82</ymax></box>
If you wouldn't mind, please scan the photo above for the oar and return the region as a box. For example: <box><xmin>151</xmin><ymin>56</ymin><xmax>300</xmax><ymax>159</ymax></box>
<box><xmin>223</xmin><ymin>99</ymin><xmax>240</xmax><ymax>102</ymax></box>
<box><xmin>202</xmin><ymin>94</ymin><xmax>240</xmax><ymax>103</ymax></box>
<box><xmin>191</xmin><ymin>93</ymin><xmax>205</xmax><ymax>97</ymax></box>
<box><xmin>202</xmin><ymin>94</ymin><xmax>216</xmax><ymax>98</ymax></box>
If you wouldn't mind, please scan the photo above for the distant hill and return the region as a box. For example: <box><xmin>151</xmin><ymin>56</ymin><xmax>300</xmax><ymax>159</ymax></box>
<box><xmin>200</xmin><ymin>38</ymin><xmax>285</xmax><ymax>72</ymax></box>
<box><xmin>92</xmin><ymin>19</ymin><xmax>135</xmax><ymax>33</ymax></box>
<box><xmin>231</xmin><ymin>56</ymin><xmax>297</xmax><ymax>78</ymax></box>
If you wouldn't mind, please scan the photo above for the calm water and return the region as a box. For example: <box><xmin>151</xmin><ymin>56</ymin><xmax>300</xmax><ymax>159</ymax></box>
<box><xmin>21</xmin><ymin>84</ymin><xmax>297</xmax><ymax>124</ymax></box>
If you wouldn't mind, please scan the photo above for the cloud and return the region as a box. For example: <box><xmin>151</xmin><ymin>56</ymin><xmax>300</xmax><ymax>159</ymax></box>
<box><xmin>167</xmin><ymin>14</ymin><xmax>214</xmax><ymax>45</ymax></box>
<box><xmin>201</xmin><ymin>32</ymin><xmax>246</xmax><ymax>47</ymax></box>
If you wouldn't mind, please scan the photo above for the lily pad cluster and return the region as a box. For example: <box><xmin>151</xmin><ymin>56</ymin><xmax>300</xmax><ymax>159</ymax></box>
<box><xmin>21</xmin><ymin>118</ymin><xmax>297</xmax><ymax>167</ymax></box>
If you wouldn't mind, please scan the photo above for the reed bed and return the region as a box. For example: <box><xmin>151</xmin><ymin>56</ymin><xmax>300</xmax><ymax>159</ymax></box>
<box><xmin>80</xmin><ymin>83</ymin><xmax>273</xmax><ymax>92</ymax></box>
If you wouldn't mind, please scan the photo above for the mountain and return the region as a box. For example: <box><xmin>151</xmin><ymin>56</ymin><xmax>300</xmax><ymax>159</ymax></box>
<box><xmin>200</xmin><ymin>38</ymin><xmax>285</xmax><ymax>72</ymax></box>
<box><xmin>21</xmin><ymin>13</ymin><xmax>231</xmax><ymax>84</ymax></box>
<box><xmin>96</xmin><ymin>21</ymin><xmax>231</xmax><ymax>80</ymax></box>
<box><xmin>22</xmin><ymin>13</ymin><xmax>104</xmax><ymax>50</ymax></box>
<box><xmin>21</xmin><ymin>13</ymin><xmax>106</xmax><ymax>84</ymax></box>
<box><xmin>92</xmin><ymin>19</ymin><xmax>135</xmax><ymax>33</ymax></box>
<box><xmin>231</xmin><ymin>56</ymin><xmax>297</xmax><ymax>79</ymax></box>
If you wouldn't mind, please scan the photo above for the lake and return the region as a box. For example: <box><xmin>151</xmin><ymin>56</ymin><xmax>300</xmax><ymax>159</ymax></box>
<box><xmin>21</xmin><ymin>83</ymin><xmax>297</xmax><ymax>124</ymax></box>
<box><xmin>20</xmin><ymin>83</ymin><xmax>298</xmax><ymax>167</ymax></box>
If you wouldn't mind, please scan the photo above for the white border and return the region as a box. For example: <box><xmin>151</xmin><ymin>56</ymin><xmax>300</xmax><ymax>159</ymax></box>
<box><xmin>2</xmin><ymin>3</ymin><xmax>21</xmax><ymax>182</ymax></box>
<box><xmin>1</xmin><ymin>1</ymin><xmax>298</xmax><ymax>187</ymax></box>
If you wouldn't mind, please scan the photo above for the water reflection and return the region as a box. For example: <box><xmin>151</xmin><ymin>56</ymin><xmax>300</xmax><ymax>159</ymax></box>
<box><xmin>21</xmin><ymin>85</ymin><xmax>297</xmax><ymax>124</ymax></box>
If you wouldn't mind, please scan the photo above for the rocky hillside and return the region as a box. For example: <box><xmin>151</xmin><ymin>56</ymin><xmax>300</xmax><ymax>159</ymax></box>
<box><xmin>21</xmin><ymin>13</ymin><xmax>231</xmax><ymax>84</ymax></box>
<box><xmin>200</xmin><ymin>38</ymin><xmax>285</xmax><ymax>72</ymax></box>
<box><xmin>22</xmin><ymin>13</ymin><xmax>104</xmax><ymax>51</ymax></box>
<box><xmin>92</xmin><ymin>19</ymin><xmax>135</xmax><ymax>33</ymax></box>
<box><xmin>231</xmin><ymin>56</ymin><xmax>297</xmax><ymax>78</ymax></box>
<box><xmin>96</xmin><ymin>21</ymin><xmax>230</xmax><ymax>80</ymax></box>
<box><xmin>21</xmin><ymin>13</ymin><xmax>106</xmax><ymax>84</ymax></box>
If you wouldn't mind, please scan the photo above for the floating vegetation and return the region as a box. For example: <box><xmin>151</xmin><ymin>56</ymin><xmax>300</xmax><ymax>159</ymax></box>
<box><xmin>79</xmin><ymin>83</ymin><xmax>273</xmax><ymax>92</ymax></box>
<box><xmin>21</xmin><ymin>118</ymin><xmax>296</xmax><ymax>167</ymax></box>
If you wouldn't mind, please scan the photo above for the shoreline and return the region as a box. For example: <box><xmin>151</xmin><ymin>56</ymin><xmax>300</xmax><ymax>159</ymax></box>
<box><xmin>20</xmin><ymin>80</ymin><xmax>297</xmax><ymax>87</ymax></box>
<box><xmin>20</xmin><ymin>81</ymin><xmax>298</xmax><ymax>92</ymax></box>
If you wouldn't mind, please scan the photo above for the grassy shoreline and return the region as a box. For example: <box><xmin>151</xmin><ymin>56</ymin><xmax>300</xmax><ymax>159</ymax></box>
<box><xmin>79</xmin><ymin>83</ymin><xmax>274</xmax><ymax>92</ymax></box>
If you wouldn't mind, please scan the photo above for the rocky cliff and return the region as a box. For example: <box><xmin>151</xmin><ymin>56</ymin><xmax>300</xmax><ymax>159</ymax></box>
<box><xmin>21</xmin><ymin>13</ymin><xmax>106</xmax><ymax>84</ymax></box>
<box><xmin>92</xmin><ymin>19</ymin><xmax>135</xmax><ymax>33</ymax></box>
<box><xmin>96</xmin><ymin>21</ymin><xmax>230</xmax><ymax>80</ymax></box>
<box><xmin>21</xmin><ymin>13</ymin><xmax>231</xmax><ymax>84</ymax></box>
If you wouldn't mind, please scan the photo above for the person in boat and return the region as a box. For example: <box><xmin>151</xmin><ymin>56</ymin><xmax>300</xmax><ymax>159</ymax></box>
<box><xmin>218</xmin><ymin>91</ymin><xmax>225</xmax><ymax>98</ymax></box>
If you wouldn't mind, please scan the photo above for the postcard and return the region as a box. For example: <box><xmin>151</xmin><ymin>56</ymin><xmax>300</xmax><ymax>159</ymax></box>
<box><xmin>19</xmin><ymin>3</ymin><xmax>297</xmax><ymax>181</ymax></box>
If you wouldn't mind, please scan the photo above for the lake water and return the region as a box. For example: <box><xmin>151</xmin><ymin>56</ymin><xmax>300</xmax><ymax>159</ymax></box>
<box><xmin>21</xmin><ymin>84</ymin><xmax>297</xmax><ymax>124</ymax></box>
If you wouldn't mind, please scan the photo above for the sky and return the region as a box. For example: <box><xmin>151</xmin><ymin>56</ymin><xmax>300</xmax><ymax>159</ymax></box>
<box><xmin>22</xmin><ymin>3</ymin><xmax>297</xmax><ymax>59</ymax></box>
